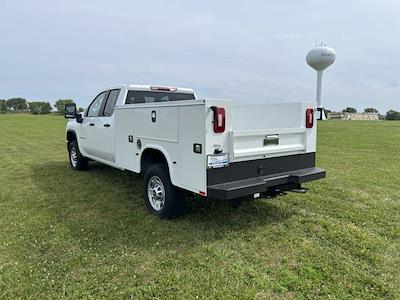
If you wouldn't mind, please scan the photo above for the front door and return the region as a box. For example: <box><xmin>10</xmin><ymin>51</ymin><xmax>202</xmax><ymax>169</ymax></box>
<box><xmin>79</xmin><ymin>91</ymin><xmax>108</xmax><ymax>159</ymax></box>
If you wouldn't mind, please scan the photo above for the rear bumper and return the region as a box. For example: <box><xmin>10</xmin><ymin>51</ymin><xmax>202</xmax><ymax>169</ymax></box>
<box><xmin>206</xmin><ymin>153</ymin><xmax>325</xmax><ymax>199</ymax></box>
<box><xmin>207</xmin><ymin>167</ymin><xmax>325</xmax><ymax>199</ymax></box>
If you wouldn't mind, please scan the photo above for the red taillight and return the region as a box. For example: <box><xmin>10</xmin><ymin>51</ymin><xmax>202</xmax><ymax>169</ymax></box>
<box><xmin>212</xmin><ymin>107</ymin><xmax>225</xmax><ymax>133</ymax></box>
<box><xmin>306</xmin><ymin>108</ymin><xmax>314</xmax><ymax>128</ymax></box>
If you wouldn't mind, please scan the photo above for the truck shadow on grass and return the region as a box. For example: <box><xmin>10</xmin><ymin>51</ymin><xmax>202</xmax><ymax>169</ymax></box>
<box><xmin>30</xmin><ymin>160</ymin><xmax>297</xmax><ymax>250</ymax></box>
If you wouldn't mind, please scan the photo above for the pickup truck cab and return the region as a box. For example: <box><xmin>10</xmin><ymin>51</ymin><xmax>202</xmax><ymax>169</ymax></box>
<box><xmin>65</xmin><ymin>84</ymin><xmax>325</xmax><ymax>218</ymax></box>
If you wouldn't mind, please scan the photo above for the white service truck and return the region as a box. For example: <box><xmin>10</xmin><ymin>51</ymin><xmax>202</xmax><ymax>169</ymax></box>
<box><xmin>65</xmin><ymin>85</ymin><xmax>325</xmax><ymax>218</ymax></box>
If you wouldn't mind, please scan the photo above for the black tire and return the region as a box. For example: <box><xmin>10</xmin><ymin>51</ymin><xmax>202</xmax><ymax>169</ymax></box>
<box><xmin>68</xmin><ymin>140</ymin><xmax>89</xmax><ymax>170</ymax></box>
<box><xmin>143</xmin><ymin>163</ymin><xmax>185</xmax><ymax>219</ymax></box>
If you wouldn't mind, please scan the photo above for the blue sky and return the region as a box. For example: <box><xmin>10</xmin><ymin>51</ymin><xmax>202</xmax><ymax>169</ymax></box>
<box><xmin>1</xmin><ymin>0</ymin><xmax>400</xmax><ymax>113</ymax></box>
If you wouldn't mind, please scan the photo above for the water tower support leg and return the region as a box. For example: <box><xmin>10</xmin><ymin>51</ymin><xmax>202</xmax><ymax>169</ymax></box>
<box><xmin>316</xmin><ymin>71</ymin><xmax>323</xmax><ymax>108</ymax></box>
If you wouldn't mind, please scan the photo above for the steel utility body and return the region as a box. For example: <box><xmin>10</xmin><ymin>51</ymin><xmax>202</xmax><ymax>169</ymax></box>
<box><xmin>65</xmin><ymin>84</ymin><xmax>325</xmax><ymax>218</ymax></box>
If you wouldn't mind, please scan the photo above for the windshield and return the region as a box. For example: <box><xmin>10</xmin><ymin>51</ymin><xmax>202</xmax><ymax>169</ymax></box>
<box><xmin>125</xmin><ymin>91</ymin><xmax>195</xmax><ymax>104</ymax></box>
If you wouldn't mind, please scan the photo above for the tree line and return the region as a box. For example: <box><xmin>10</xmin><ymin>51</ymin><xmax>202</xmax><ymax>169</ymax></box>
<box><xmin>324</xmin><ymin>107</ymin><xmax>379</xmax><ymax>114</ymax></box>
<box><xmin>342</xmin><ymin>107</ymin><xmax>378</xmax><ymax>113</ymax></box>
<box><xmin>325</xmin><ymin>107</ymin><xmax>400</xmax><ymax>120</ymax></box>
<box><xmin>0</xmin><ymin>98</ymin><xmax>84</xmax><ymax>115</ymax></box>
<box><xmin>1</xmin><ymin>98</ymin><xmax>400</xmax><ymax>120</ymax></box>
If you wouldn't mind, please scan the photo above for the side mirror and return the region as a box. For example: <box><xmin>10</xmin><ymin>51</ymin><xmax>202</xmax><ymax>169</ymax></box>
<box><xmin>65</xmin><ymin>103</ymin><xmax>77</xmax><ymax>119</ymax></box>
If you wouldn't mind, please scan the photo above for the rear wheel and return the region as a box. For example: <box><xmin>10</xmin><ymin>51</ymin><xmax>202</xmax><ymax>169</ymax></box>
<box><xmin>143</xmin><ymin>163</ymin><xmax>184</xmax><ymax>219</ymax></box>
<box><xmin>68</xmin><ymin>140</ymin><xmax>89</xmax><ymax>170</ymax></box>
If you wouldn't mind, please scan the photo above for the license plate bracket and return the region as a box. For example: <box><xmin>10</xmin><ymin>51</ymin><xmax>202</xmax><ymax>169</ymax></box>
<box><xmin>264</xmin><ymin>134</ymin><xmax>279</xmax><ymax>146</ymax></box>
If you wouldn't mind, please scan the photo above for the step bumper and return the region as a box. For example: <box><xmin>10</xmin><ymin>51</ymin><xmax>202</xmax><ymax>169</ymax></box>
<box><xmin>207</xmin><ymin>167</ymin><xmax>325</xmax><ymax>199</ymax></box>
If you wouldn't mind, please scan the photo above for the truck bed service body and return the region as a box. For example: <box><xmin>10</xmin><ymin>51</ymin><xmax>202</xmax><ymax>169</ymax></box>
<box><xmin>65</xmin><ymin>84</ymin><xmax>325</xmax><ymax>218</ymax></box>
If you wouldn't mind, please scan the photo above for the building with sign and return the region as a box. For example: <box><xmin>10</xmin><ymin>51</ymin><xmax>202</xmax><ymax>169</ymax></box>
<box><xmin>327</xmin><ymin>112</ymin><xmax>379</xmax><ymax>121</ymax></box>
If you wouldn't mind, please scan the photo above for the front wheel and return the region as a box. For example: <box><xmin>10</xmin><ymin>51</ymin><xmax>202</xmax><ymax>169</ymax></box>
<box><xmin>143</xmin><ymin>164</ymin><xmax>185</xmax><ymax>219</ymax></box>
<box><xmin>68</xmin><ymin>140</ymin><xmax>89</xmax><ymax>170</ymax></box>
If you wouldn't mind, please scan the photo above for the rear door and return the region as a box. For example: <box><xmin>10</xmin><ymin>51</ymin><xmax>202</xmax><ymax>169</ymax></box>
<box><xmin>94</xmin><ymin>89</ymin><xmax>120</xmax><ymax>162</ymax></box>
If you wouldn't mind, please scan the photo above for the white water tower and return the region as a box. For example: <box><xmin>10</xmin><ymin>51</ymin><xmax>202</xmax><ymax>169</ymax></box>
<box><xmin>306</xmin><ymin>44</ymin><xmax>336</xmax><ymax>120</ymax></box>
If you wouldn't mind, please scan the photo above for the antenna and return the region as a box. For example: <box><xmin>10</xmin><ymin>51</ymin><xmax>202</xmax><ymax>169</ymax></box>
<box><xmin>306</xmin><ymin>44</ymin><xmax>336</xmax><ymax>119</ymax></box>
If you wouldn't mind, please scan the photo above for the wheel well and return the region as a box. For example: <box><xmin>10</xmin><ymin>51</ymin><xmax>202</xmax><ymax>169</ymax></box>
<box><xmin>67</xmin><ymin>131</ymin><xmax>76</xmax><ymax>146</ymax></box>
<box><xmin>141</xmin><ymin>148</ymin><xmax>168</xmax><ymax>174</ymax></box>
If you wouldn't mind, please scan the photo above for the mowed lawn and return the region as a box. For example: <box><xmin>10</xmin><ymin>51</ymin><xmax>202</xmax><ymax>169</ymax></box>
<box><xmin>0</xmin><ymin>114</ymin><xmax>399</xmax><ymax>299</ymax></box>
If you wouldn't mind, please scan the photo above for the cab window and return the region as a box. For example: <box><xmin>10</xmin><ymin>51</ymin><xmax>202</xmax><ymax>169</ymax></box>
<box><xmin>87</xmin><ymin>92</ymin><xmax>107</xmax><ymax>117</ymax></box>
<box><xmin>103</xmin><ymin>89</ymin><xmax>120</xmax><ymax>116</ymax></box>
<box><xmin>125</xmin><ymin>91</ymin><xmax>195</xmax><ymax>104</ymax></box>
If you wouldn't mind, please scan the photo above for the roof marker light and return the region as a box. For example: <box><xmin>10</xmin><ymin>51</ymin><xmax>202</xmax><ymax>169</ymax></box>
<box><xmin>150</xmin><ymin>86</ymin><xmax>177</xmax><ymax>92</ymax></box>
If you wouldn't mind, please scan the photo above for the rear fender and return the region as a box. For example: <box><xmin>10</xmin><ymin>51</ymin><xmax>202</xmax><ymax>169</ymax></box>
<box><xmin>140</xmin><ymin>145</ymin><xmax>177</xmax><ymax>185</ymax></box>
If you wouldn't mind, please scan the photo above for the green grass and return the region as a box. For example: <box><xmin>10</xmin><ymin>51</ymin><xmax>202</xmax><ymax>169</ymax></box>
<box><xmin>0</xmin><ymin>114</ymin><xmax>399</xmax><ymax>299</ymax></box>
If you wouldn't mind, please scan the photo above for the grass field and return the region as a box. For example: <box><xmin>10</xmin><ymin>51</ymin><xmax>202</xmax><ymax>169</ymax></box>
<box><xmin>0</xmin><ymin>114</ymin><xmax>399</xmax><ymax>299</ymax></box>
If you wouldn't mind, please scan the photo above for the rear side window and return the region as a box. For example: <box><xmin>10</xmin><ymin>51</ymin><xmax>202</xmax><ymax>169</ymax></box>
<box><xmin>125</xmin><ymin>91</ymin><xmax>195</xmax><ymax>104</ymax></box>
<box><xmin>103</xmin><ymin>89</ymin><xmax>120</xmax><ymax>116</ymax></box>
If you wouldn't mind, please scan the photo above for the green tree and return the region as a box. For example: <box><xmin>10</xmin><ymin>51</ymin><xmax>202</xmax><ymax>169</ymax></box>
<box><xmin>6</xmin><ymin>98</ymin><xmax>28</xmax><ymax>111</ymax></box>
<box><xmin>28</xmin><ymin>102</ymin><xmax>52</xmax><ymax>114</ymax></box>
<box><xmin>78</xmin><ymin>107</ymin><xmax>85</xmax><ymax>112</ymax></box>
<box><xmin>342</xmin><ymin>107</ymin><xmax>357</xmax><ymax>113</ymax></box>
<box><xmin>54</xmin><ymin>99</ymin><xmax>74</xmax><ymax>114</ymax></box>
<box><xmin>42</xmin><ymin>102</ymin><xmax>53</xmax><ymax>114</ymax></box>
<box><xmin>364</xmin><ymin>108</ymin><xmax>378</xmax><ymax>113</ymax></box>
<box><xmin>386</xmin><ymin>110</ymin><xmax>400</xmax><ymax>120</ymax></box>
<box><xmin>0</xmin><ymin>99</ymin><xmax>6</xmax><ymax>113</ymax></box>
<box><xmin>28</xmin><ymin>102</ymin><xmax>41</xmax><ymax>114</ymax></box>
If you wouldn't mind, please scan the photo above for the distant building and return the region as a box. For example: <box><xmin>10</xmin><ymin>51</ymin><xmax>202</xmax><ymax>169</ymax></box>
<box><xmin>327</xmin><ymin>112</ymin><xmax>379</xmax><ymax>121</ymax></box>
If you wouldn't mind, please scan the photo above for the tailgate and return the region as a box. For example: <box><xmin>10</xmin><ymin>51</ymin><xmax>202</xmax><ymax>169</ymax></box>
<box><xmin>229</xmin><ymin>102</ymin><xmax>316</xmax><ymax>162</ymax></box>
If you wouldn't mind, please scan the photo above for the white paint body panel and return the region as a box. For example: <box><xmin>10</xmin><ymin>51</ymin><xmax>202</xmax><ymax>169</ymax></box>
<box><xmin>66</xmin><ymin>84</ymin><xmax>318</xmax><ymax>196</ymax></box>
<box><xmin>113</xmin><ymin>100</ymin><xmax>207</xmax><ymax>193</ymax></box>
<box><xmin>134</xmin><ymin>106</ymin><xmax>179</xmax><ymax>142</ymax></box>
<box><xmin>228</xmin><ymin>102</ymin><xmax>316</xmax><ymax>162</ymax></box>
